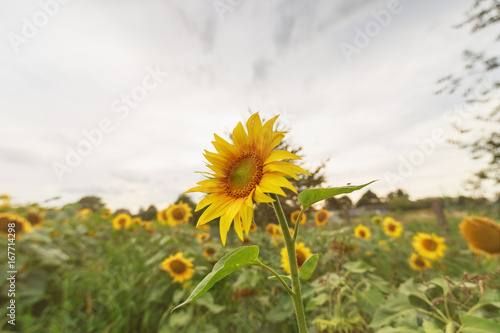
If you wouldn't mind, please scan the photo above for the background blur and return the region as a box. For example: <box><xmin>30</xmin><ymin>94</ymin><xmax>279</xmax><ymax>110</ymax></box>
<box><xmin>1</xmin><ymin>0</ymin><xmax>498</xmax><ymax>211</ymax></box>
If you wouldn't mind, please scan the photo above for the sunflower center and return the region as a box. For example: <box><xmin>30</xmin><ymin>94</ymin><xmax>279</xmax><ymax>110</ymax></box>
<box><xmin>414</xmin><ymin>258</ymin><xmax>426</xmax><ymax>268</ymax></box>
<box><xmin>170</xmin><ymin>259</ymin><xmax>187</xmax><ymax>274</ymax></box>
<box><xmin>206</xmin><ymin>248</ymin><xmax>215</xmax><ymax>255</ymax></box>
<box><xmin>388</xmin><ymin>224</ymin><xmax>396</xmax><ymax>232</ymax></box>
<box><xmin>172</xmin><ymin>207</ymin><xmax>186</xmax><ymax>220</ymax></box>
<box><xmin>360</xmin><ymin>230</ymin><xmax>366</xmax><ymax>238</ymax></box>
<box><xmin>226</xmin><ymin>152</ymin><xmax>263</xmax><ymax>198</ymax></box>
<box><xmin>119</xmin><ymin>218</ymin><xmax>127</xmax><ymax>227</ymax></box>
<box><xmin>422</xmin><ymin>239</ymin><xmax>437</xmax><ymax>251</ymax></box>
<box><xmin>317</xmin><ymin>212</ymin><xmax>327</xmax><ymax>221</ymax></box>
<box><xmin>296</xmin><ymin>250</ymin><xmax>307</xmax><ymax>268</ymax></box>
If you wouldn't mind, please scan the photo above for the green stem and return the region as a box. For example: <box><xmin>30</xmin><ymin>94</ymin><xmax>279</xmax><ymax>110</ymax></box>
<box><xmin>256</xmin><ymin>261</ymin><xmax>294</xmax><ymax>296</ymax></box>
<box><xmin>292</xmin><ymin>208</ymin><xmax>306</xmax><ymax>242</ymax></box>
<box><xmin>270</xmin><ymin>193</ymin><xmax>308</xmax><ymax>333</ymax></box>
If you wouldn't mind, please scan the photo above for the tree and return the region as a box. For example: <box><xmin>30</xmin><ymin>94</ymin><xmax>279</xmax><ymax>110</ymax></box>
<box><xmin>77</xmin><ymin>196</ymin><xmax>105</xmax><ymax>212</ymax></box>
<box><xmin>436</xmin><ymin>0</ymin><xmax>500</xmax><ymax>193</ymax></box>
<box><xmin>356</xmin><ymin>190</ymin><xmax>382</xmax><ymax>207</ymax></box>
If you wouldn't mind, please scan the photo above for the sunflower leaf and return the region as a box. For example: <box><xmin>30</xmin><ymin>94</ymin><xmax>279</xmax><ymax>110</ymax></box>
<box><xmin>297</xmin><ymin>181</ymin><xmax>377</xmax><ymax>209</ymax></box>
<box><xmin>172</xmin><ymin>246</ymin><xmax>260</xmax><ymax>312</ymax></box>
<box><xmin>299</xmin><ymin>254</ymin><xmax>319</xmax><ymax>280</ymax></box>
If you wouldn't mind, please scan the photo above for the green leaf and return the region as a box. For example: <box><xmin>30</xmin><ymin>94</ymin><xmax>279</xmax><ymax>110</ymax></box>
<box><xmin>298</xmin><ymin>181</ymin><xmax>376</xmax><ymax>209</ymax></box>
<box><xmin>429</xmin><ymin>277</ymin><xmax>450</xmax><ymax>295</ymax></box>
<box><xmin>306</xmin><ymin>293</ymin><xmax>329</xmax><ymax>311</ymax></box>
<box><xmin>422</xmin><ymin>320</ymin><xmax>444</xmax><ymax>333</ymax></box>
<box><xmin>370</xmin><ymin>293</ymin><xmax>414</xmax><ymax>328</ymax></box>
<box><xmin>355</xmin><ymin>288</ymin><xmax>384</xmax><ymax>317</ymax></box>
<box><xmin>300</xmin><ymin>254</ymin><xmax>319</xmax><ymax>281</ymax></box>
<box><xmin>343</xmin><ymin>260</ymin><xmax>375</xmax><ymax>274</ymax></box>
<box><xmin>459</xmin><ymin>314</ymin><xmax>500</xmax><ymax>333</ymax></box>
<box><xmin>172</xmin><ymin>246</ymin><xmax>260</xmax><ymax>312</ymax></box>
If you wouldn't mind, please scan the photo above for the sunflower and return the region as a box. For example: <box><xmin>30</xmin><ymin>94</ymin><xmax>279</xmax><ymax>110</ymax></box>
<box><xmin>185</xmin><ymin>113</ymin><xmax>310</xmax><ymax>245</ymax></box>
<box><xmin>412</xmin><ymin>232</ymin><xmax>447</xmax><ymax>260</ymax></box>
<box><xmin>0</xmin><ymin>213</ymin><xmax>33</xmax><ymax>235</ymax></box>
<box><xmin>26</xmin><ymin>212</ymin><xmax>44</xmax><ymax>228</ymax></box>
<box><xmin>76</xmin><ymin>208</ymin><xmax>93</xmax><ymax>220</ymax></box>
<box><xmin>203</xmin><ymin>246</ymin><xmax>217</xmax><ymax>258</ymax></box>
<box><xmin>354</xmin><ymin>225</ymin><xmax>371</xmax><ymax>241</ymax></box>
<box><xmin>87</xmin><ymin>230</ymin><xmax>96</xmax><ymax>237</ymax></box>
<box><xmin>382</xmin><ymin>217</ymin><xmax>403</xmax><ymax>238</ymax></box>
<box><xmin>157</xmin><ymin>209</ymin><xmax>169</xmax><ymax>225</ymax></box>
<box><xmin>197</xmin><ymin>232</ymin><xmax>211</xmax><ymax>244</ymax></box>
<box><xmin>371</xmin><ymin>216</ymin><xmax>382</xmax><ymax>225</ymax></box>
<box><xmin>291</xmin><ymin>210</ymin><xmax>307</xmax><ymax>225</ymax></box>
<box><xmin>266</xmin><ymin>223</ymin><xmax>279</xmax><ymax>235</ymax></box>
<box><xmin>131</xmin><ymin>217</ymin><xmax>142</xmax><ymax>226</ymax></box>
<box><xmin>314</xmin><ymin>209</ymin><xmax>331</xmax><ymax>227</ymax></box>
<box><xmin>459</xmin><ymin>217</ymin><xmax>500</xmax><ymax>256</ymax></box>
<box><xmin>249</xmin><ymin>222</ymin><xmax>257</xmax><ymax>232</ymax></box>
<box><xmin>101</xmin><ymin>208</ymin><xmax>112</xmax><ymax>219</ymax></box>
<box><xmin>161</xmin><ymin>252</ymin><xmax>195</xmax><ymax>283</ymax></box>
<box><xmin>0</xmin><ymin>194</ymin><xmax>10</xmax><ymax>207</ymax></box>
<box><xmin>166</xmin><ymin>201</ymin><xmax>193</xmax><ymax>226</ymax></box>
<box><xmin>408</xmin><ymin>253</ymin><xmax>432</xmax><ymax>271</ymax></box>
<box><xmin>50</xmin><ymin>230</ymin><xmax>59</xmax><ymax>238</ymax></box>
<box><xmin>280</xmin><ymin>242</ymin><xmax>313</xmax><ymax>275</ymax></box>
<box><xmin>112</xmin><ymin>213</ymin><xmax>132</xmax><ymax>230</ymax></box>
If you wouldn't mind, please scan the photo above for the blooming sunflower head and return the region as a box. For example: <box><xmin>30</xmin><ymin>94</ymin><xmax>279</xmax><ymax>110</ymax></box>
<box><xmin>161</xmin><ymin>252</ymin><xmax>195</xmax><ymax>283</ymax></box>
<box><xmin>249</xmin><ymin>222</ymin><xmax>257</xmax><ymax>232</ymax></box>
<box><xmin>76</xmin><ymin>208</ymin><xmax>93</xmax><ymax>220</ymax></box>
<box><xmin>186</xmin><ymin>113</ymin><xmax>310</xmax><ymax>245</ymax></box>
<box><xmin>266</xmin><ymin>223</ymin><xmax>279</xmax><ymax>235</ymax></box>
<box><xmin>291</xmin><ymin>210</ymin><xmax>307</xmax><ymax>225</ymax></box>
<box><xmin>131</xmin><ymin>217</ymin><xmax>142</xmax><ymax>226</ymax></box>
<box><xmin>157</xmin><ymin>209</ymin><xmax>169</xmax><ymax>225</ymax></box>
<box><xmin>26</xmin><ymin>212</ymin><xmax>44</xmax><ymax>228</ymax></box>
<box><xmin>0</xmin><ymin>213</ymin><xmax>33</xmax><ymax>235</ymax></box>
<box><xmin>111</xmin><ymin>213</ymin><xmax>132</xmax><ymax>230</ymax></box>
<box><xmin>203</xmin><ymin>246</ymin><xmax>217</xmax><ymax>258</ymax></box>
<box><xmin>354</xmin><ymin>225</ymin><xmax>371</xmax><ymax>241</ymax></box>
<box><xmin>197</xmin><ymin>232</ymin><xmax>211</xmax><ymax>244</ymax></box>
<box><xmin>371</xmin><ymin>216</ymin><xmax>382</xmax><ymax>225</ymax></box>
<box><xmin>101</xmin><ymin>208</ymin><xmax>112</xmax><ymax>219</ymax></box>
<box><xmin>198</xmin><ymin>224</ymin><xmax>211</xmax><ymax>231</ymax></box>
<box><xmin>167</xmin><ymin>201</ymin><xmax>193</xmax><ymax>226</ymax></box>
<box><xmin>459</xmin><ymin>217</ymin><xmax>500</xmax><ymax>256</ymax></box>
<box><xmin>314</xmin><ymin>209</ymin><xmax>331</xmax><ymax>227</ymax></box>
<box><xmin>412</xmin><ymin>232</ymin><xmax>447</xmax><ymax>261</ymax></box>
<box><xmin>382</xmin><ymin>217</ymin><xmax>403</xmax><ymax>238</ymax></box>
<box><xmin>408</xmin><ymin>253</ymin><xmax>432</xmax><ymax>271</ymax></box>
<box><xmin>280</xmin><ymin>242</ymin><xmax>313</xmax><ymax>275</ymax></box>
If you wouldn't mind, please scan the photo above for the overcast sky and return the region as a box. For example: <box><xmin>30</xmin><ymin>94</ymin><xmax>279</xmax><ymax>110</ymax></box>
<box><xmin>0</xmin><ymin>0</ymin><xmax>498</xmax><ymax>211</ymax></box>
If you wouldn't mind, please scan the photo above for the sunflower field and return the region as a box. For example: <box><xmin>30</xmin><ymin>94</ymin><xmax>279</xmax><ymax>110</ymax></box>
<box><xmin>1</xmin><ymin>193</ymin><xmax>499</xmax><ymax>333</ymax></box>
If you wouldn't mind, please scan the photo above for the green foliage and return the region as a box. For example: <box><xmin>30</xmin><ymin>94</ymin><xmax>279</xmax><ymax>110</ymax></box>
<box><xmin>298</xmin><ymin>181</ymin><xmax>376</xmax><ymax>209</ymax></box>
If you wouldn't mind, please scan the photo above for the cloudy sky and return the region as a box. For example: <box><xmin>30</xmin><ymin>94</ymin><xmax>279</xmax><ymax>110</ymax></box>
<box><xmin>0</xmin><ymin>0</ymin><xmax>497</xmax><ymax>211</ymax></box>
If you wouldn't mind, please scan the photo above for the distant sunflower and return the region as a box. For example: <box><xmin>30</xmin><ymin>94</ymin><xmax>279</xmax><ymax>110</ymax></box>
<box><xmin>291</xmin><ymin>210</ymin><xmax>307</xmax><ymax>225</ymax></box>
<box><xmin>0</xmin><ymin>194</ymin><xmax>10</xmax><ymax>207</ymax></box>
<box><xmin>314</xmin><ymin>209</ymin><xmax>331</xmax><ymax>227</ymax></box>
<box><xmin>382</xmin><ymin>217</ymin><xmax>403</xmax><ymax>238</ymax></box>
<box><xmin>203</xmin><ymin>246</ymin><xmax>217</xmax><ymax>258</ymax></box>
<box><xmin>166</xmin><ymin>201</ymin><xmax>193</xmax><ymax>226</ymax></box>
<box><xmin>157</xmin><ymin>209</ymin><xmax>169</xmax><ymax>225</ymax></box>
<box><xmin>249</xmin><ymin>222</ymin><xmax>257</xmax><ymax>232</ymax></box>
<box><xmin>0</xmin><ymin>213</ymin><xmax>33</xmax><ymax>235</ymax></box>
<box><xmin>101</xmin><ymin>209</ymin><xmax>112</xmax><ymax>219</ymax></box>
<box><xmin>412</xmin><ymin>232</ymin><xmax>447</xmax><ymax>260</ymax></box>
<box><xmin>131</xmin><ymin>217</ymin><xmax>142</xmax><ymax>226</ymax></box>
<box><xmin>87</xmin><ymin>230</ymin><xmax>96</xmax><ymax>237</ymax></box>
<box><xmin>266</xmin><ymin>223</ymin><xmax>279</xmax><ymax>236</ymax></box>
<box><xmin>280</xmin><ymin>242</ymin><xmax>313</xmax><ymax>275</ymax></box>
<box><xmin>408</xmin><ymin>253</ymin><xmax>432</xmax><ymax>271</ymax></box>
<box><xmin>371</xmin><ymin>216</ymin><xmax>382</xmax><ymax>225</ymax></box>
<box><xmin>26</xmin><ymin>212</ymin><xmax>44</xmax><ymax>228</ymax></box>
<box><xmin>198</xmin><ymin>224</ymin><xmax>211</xmax><ymax>231</ymax></box>
<box><xmin>112</xmin><ymin>213</ymin><xmax>131</xmax><ymax>230</ymax></box>
<box><xmin>197</xmin><ymin>232</ymin><xmax>211</xmax><ymax>244</ymax></box>
<box><xmin>77</xmin><ymin>208</ymin><xmax>93</xmax><ymax>220</ymax></box>
<box><xmin>161</xmin><ymin>252</ymin><xmax>195</xmax><ymax>283</ymax></box>
<box><xmin>459</xmin><ymin>217</ymin><xmax>500</xmax><ymax>256</ymax></box>
<box><xmin>354</xmin><ymin>225</ymin><xmax>371</xmax><ymax>241</ymax></box>
<box><xmin>185</xmin><ymin>113</ymin><xmax>310</xmax><ymax>245</ymax></box>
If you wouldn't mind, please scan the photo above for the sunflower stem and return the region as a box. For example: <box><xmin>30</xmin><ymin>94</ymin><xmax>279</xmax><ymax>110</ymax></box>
<box><xmin>255</xmin><ymin>261</ymin><xmax>294</xmax><ymax>296</ymax></box>
<box><xmin>270</xmin><ymin>193</ymin><xmax>308</xmax><ymax>333</ymax></box>
<box><xmin>292</xmin><ymin>208</ymin><xmax>306</xmax><ymax>242</ymax></box>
